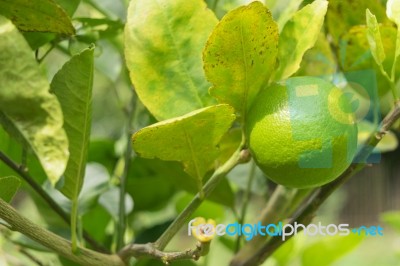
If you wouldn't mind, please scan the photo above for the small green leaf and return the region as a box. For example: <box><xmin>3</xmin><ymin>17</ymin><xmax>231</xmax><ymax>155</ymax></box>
<box><xmin>0</xmin><ymin>16</ymin><xmax>69</xmax><ymax>184</ymax></box>
<box><xmin>276</xmin><ymin>0</ymin><xmax>303</xmax><ymax>32</ymax></box>
<box><xmin>301</xmin><ymin>234</ymin><xmax>364</xmax><ymax>266</ymax></box>
<box><xmin>51</xmin><ymin>46</ymin><xmax>94</xmax><ymax>200</ymax></box>
<box><xmin>132</xmin><ymin>105</ymin><xmax>235</xmax><ymax>192</ymax></box>
<box><xmin>366</xmin><ymin>9</ymin><xmax>386</xmax><ymax>68</ymax></box>
<box><xmin>51</xmin><ymin>46</ymin><xmax>94</xmax><ymax>251</ymax></box>
<box><xmin>0</xmin><ymin>0</ymin><xmax>75</xmax><ymax>35</ymax></box>
<box><xmin>203</xmin><ymin>1</ymin><xmax>278</xmax><ymax>118</ymax></box>
<box><xmin>274</xmin><ymin>0</ymin><xmax>328</xmax><ymax>80</ymax></box>
<box><xmin>0</xmin><ymin>176</ymin><xmax>21</xmax><ymax>202</ymax></box>
<box><xmin>125</xmin><ymin>0</ymin><xmax>218</xmax><ymax>121</ymax></box>
<box><xmin>387</xmin><ymin>0</ymin><xmax>400</xmax><ymax>72</ymax></box>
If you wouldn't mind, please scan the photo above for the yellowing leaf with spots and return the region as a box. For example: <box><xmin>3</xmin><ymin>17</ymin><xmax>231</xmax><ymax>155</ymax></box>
<box><xmin>203</xmin><ymin>1</ymin><xmax>278</xmax><ymax>120</ymax></box>
<box><xmin>125</xmin><ymin>0</ymin><xmax>218</xmax><ymax>121</ymax></box>
<box><xmin>274</xmin><ymin>0</ymin><xmax>328</xmax><ymax>81</ymax></box>
<box><xmin>132</xmin><ymin>105</ymin><xmax>235</xmax><ymax>192</ymax></box>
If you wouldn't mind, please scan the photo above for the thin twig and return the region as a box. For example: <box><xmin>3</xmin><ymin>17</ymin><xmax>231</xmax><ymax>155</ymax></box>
<box><xmin>119</xmin><ymin>241</ymin><xmax>210</xmax><ymax>264</ymax></box>
<box><xmin>0</xmin><ymin>198</ymin><xmax>124</xmax><ymax>266</ymax></box>
<box><xmin>37</xmin><ymin>44</ymin><xmax>55</xmax><ymax>64</ymax></box>
<box><xmin>0</xmin><ymin>151</ymin><xmax>108</xmax><ymax>253</ymax></box>
<box><xmin>235</xmin><ymin>161</ymin><xmax>256</xmax><ymax>252</ymax></box>
<box><xmin>18</xmin><ymin>248</ymin><xmax>46</xmax><ymax>266</ymax></box>
<box><xmin>117</xmin><ymin>92</ymin><xmax>136</xmax><ymax>250</ymax></box>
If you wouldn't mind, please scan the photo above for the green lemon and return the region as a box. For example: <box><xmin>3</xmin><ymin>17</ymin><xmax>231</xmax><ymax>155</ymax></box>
<box><xmin>245</xmin><ymin>77</ymin><xmax>358</xmax><ymax>188</ymax></box>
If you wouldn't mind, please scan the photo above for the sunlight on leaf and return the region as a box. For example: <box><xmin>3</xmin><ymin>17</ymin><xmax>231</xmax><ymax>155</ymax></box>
<box><xmin>0</xmin><ymin>0</ymin><xmax>75</xmax><ymax>35</ymax></box>
<box><xmin>132</xmin><ymin>105</ymin><xmax>235</xmax><ymax>192</ymax></box>
<box><xmin>366</xmin><ymin>9</ymin><xmax>386</xmax><ymax>68</ymax></box>
<box><xmin>274</xmin><ymin>0</ymin><xmax>328</xmax><ymax>81</ymax></box>
<box><xmin>125</xmin><ymin>0</ymin><xmax>218</xmax><ymax>121</ymax></box>
<box><xmin>203</xmin><ymin>1</ymin><xmax>278</xmax><ymax>119</ymax></box>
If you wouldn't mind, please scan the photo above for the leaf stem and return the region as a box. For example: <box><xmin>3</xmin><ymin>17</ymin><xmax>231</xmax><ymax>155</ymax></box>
<box><xmin>117</xmin><ymin>92</ymin><xmax>136</xmax><ymax>250</ymax></box>
<box><xmin>0</xmin><ymin>150</ymin><xmax>108</xmax><ymax>253</ymax></box>
<box><xmin>154</xmin><ymin>143</ymin><xmax>247</xmax><ymax>250</ymax></box>
<box><xmin>71</xmin><ymin>200</ymin><xmax>79</xmax><ymax>253</ymax></box>
<box><xmin>235</xmin><ymin>160</ymin><xmax>256</xmax><ymax>252</ymax></box>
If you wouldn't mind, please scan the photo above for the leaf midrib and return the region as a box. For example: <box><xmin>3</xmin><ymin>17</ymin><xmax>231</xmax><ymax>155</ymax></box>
<box><xmin>70</xmin><ymin>54</ymin><xmax>93</xmax><ymax>200</ymax></box>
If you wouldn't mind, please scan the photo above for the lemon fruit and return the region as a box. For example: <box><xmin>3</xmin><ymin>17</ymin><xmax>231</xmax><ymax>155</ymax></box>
<box><xmin>245</xmin><ymin>77</ymin><xmax>358</xmax><ymax>188</ymax></box>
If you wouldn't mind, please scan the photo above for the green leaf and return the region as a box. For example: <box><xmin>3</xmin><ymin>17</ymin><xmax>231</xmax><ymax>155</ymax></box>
<box><xmin>203</xmin><ymin>1</ymin><xmax>278</xmax><ymax>117</ymax></box>
<box><xmin>132</xmin><ymin>104</ymin><xmax>235</xmax><ymax>192</ymax></box>
<box><xmin>274</xmin><ymin>0</ymin><xmax>328</xmax><ymax>80</ymax></box>
<box><xmin>326</xmin><ymin>0</ymin><xmax>387</xmax><ymax>44</ymax></box>
<box><xmin>125</xmin><ymin>0</ymin><xmax>218</xmax><ymax>121</ymax></box>
<box><xmin>301</xmin><ymin>234</ymin><xmax>364</xmax><ymax>266</ymax></box>
<box><xmin>387</xmin><ymin>0</ymin><xmax>400</xmax><ymax>70</ymax></box>
<box><xmin>366</xmin><ymin>9</ymin><xmax>386</xmax><ymax>68</ymax></box>
<box><xmin>275</xmin><ymin>0</ymin><xmax>303</xmax><ymax>32</ymax></box>
<box><xmin>339</xmin><ymin>25</ymin><xmax>400</xmax><ymax>96</ymax></box>
<box><xmin>387</xmin><ymin>0</ymin><xmax>400</xmax><ymax>25</ymax></box>
<box><xmin>54</xmin><ymin>0</ymin><xmax>80</xmax><ymax>17</ymax></box>
<box><xmin>0</xmin><ymin>176</ymin><xmax>21</xmax><ymax>202</ymax></box>
<box><xmin>51</xmin><ymin>46</ymin><xmax>94</xmax><ymax>200</ymax></box>
<box><xmin>0</xmin><ymin>16</ymin><xmax>69</xmax><ymax>184</ymax></box>
<box><xmin>0</xmin><ymin>0</ymin><xmax>75</xmax><ymax>35</ymax></box>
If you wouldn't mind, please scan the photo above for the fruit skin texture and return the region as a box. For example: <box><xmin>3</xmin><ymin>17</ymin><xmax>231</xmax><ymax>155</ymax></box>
<box><xmin>246</xmin><ymin>77</ymin><xmax>358</xmax><ymax>188</ymax></box>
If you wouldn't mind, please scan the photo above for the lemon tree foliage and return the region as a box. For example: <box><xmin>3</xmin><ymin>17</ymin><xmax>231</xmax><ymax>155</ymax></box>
<box><xmin>326</xmin><ymin>0</ymin><xmax>387</xmax><ymax>44</ymax></box>
<box><xmin>366</xmin><ymin>9</ymin><xmax>386</xmax><ymax>70</ymax></box>
<box><xmin>124</xmin><ymin>0</ymin><xmax>218</xmax><ymax>121</ymax></box>
<box><xmin>0</xmin><ymin>1</ymin><xmax>400</xmax><ymax>266</ymax></box>
<box><xmin>274</xmin><ymin>0</ymin><xmax>328</xmax><ymax>81</ymax></box>
<box><xmin>0</xmin><ymin>16</ymin><xmax>69</xmax><ymax>185</ymax></box>
<box><xmin>132</xmin><ymin>105</ymin><xmax>235</xmax><ymax>191</ymax></box>
<box><xmin>51</xmin><ymin>47</ymin><xmax>94</xmax><ymax>200</ymax></box>
<box><xmin>203</xmin><ymin>1</ymin><xmax>278</xmax><ymax>118</ymax></box>
<box><xmin>0</xmin><ymin>0</ymin><xmax>75</xmax><ymax>35</ymax></box>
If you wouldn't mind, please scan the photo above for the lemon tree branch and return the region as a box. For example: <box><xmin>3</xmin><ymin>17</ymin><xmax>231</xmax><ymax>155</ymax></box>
<box><xmin>0</xmin><ymin>198</ymin><xmax>124</xmax><ymax>266</ymax></box>
<box><xmin>118</xmin><ymin>241</ymin><xmax>210</xmax><ymax>264</ymax></box>
<box><xmin>0</xmin><ymin>150</ymin><xmax>107</xmax><ymax>253</ymax></box>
